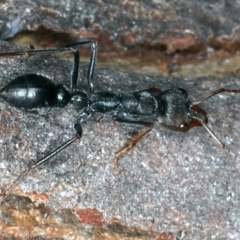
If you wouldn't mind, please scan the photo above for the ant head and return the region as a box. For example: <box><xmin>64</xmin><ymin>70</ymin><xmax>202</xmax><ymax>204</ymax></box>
<box><xmin>157</xmin><ymin>88</ymin><xmax>192</xmax><ymax>132</ymax></box>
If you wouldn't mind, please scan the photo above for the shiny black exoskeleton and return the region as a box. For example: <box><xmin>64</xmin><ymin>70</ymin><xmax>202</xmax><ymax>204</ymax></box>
<box><xmin>0</xmin><ymin>40</ymin><xmax>96</xmax><ymax>109</ymax></box>
<box><xmin>0</xmin><ymin>41</ymin><xmax>203</xmax><ymax>133</ymax></box>
<box><xmin>0</xmin><ymin>40</ymin><xmax>239</xmax><ymax>200</ymax></box>
<box><xmin>71</xmin><ymin>87</ymin><xmax>197</xmax><ymax>132</ymax></box>
<box><xmin>0</xmin><ymin>74</ymin><xmax>71</xmax><ymax>108</ymax></box>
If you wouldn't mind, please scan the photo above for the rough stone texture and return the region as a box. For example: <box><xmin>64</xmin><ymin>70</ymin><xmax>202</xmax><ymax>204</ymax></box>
<box><xmin>0</xmin><ymin>41</ymin><xmax>240</xmax><ymax>239</ymax></box>
<box><xmin>1</xmin><ymin>1</ymin><xmax>240</xmax><ymax>76</ymax></box>
<box><xmin>1</xmin><ymin>0</ymin><xmax>240</xmax><ymax>48</ymax></box>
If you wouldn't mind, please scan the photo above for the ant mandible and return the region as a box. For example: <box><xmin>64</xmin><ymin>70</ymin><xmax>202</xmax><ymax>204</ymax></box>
<box><xmin>0</xmin><ymin>39</ymin><xmax>240</xmax><ymax>201</ymax></box>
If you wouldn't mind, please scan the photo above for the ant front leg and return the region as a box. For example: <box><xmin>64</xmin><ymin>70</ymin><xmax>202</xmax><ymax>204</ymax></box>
<box><xmin>0</xmin><ymin>123</ymin><xmax>83</xmax><ymax>202</ymax></box>
<box><xmin>113</xmin><ymin>117</ymin><xmax>154</xmax><ymax>172</ymax></box>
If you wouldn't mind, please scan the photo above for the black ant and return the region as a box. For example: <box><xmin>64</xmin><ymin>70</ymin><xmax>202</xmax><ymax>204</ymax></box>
<box><xmin>0</xmin><ymin>40</ymin><xmax>240</xmax><ymax>201</ymax></box>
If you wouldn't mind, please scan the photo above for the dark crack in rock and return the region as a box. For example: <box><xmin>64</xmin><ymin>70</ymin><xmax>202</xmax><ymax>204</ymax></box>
<box><xmin>1</xmin><ymin>1</ymin><xmax>240</xmax><ymax>77</ymax></box>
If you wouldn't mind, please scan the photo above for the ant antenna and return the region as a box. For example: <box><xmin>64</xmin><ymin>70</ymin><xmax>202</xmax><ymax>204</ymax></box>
<box><xmin>191</xmin><ymin>88</ymin><xmax>240</xmax><ymax>105</ymax></box>
<box><xmin>189</xmin><ymin>87</ymin><xmax>240</xmax><ymax>158</ymax></box>
<box><xmin>0</xmin><ymin>123</ymin><xmax>82</xmax><ymax>201</ymax></box>
<box><xmin>192</xmin><ymin>116</ymin><xmax>237</xmax><ymax>158</ymax></box>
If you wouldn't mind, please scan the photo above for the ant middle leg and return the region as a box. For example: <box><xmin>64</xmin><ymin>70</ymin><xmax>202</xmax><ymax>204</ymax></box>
<box><xmin>113</xmin><ymin>117</ymin><xmax>154</xmax><ymax>172</ymax></box>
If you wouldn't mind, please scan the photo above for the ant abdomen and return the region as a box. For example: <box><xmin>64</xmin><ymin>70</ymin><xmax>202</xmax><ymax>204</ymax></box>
<box><xmin>0</xmin><ymin>74</ymin><xmax>71</xmax><ymax>109</ymax></box>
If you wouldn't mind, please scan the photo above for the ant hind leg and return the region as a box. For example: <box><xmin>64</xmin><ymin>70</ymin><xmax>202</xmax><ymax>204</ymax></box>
<box><xmin>0</xmin><ymin>122</ymin><xmax>82</xmax><ymax>202</ymax></box>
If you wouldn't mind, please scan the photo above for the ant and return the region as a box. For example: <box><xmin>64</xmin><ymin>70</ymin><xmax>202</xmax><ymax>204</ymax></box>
<box><xmin>0</xmin><ymin>40</ymin><xmax>240</xmax><ymax>201</ymax></box>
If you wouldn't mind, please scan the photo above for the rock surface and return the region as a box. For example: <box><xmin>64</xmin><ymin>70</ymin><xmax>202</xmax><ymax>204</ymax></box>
<box><xmin>1</xmin><ymin>1</ymin><xmax>240</xmax><ymax>76</ymax></box>
<box><xmin>0</xmin><ymin>41</ymin><xmax>240</xmax><ymax>239</ymax></box>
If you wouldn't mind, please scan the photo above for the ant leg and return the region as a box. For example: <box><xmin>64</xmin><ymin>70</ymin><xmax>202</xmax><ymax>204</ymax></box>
<box><xmin>77</xmin><ymin>108</ymin><xmax>93</xmax><ymax>122</ymax></box>
<box><xmin>65</xmin><ymin>40</ymin><xmax>96</xmax><ymax>92</ymax></box>
<box><xmin>67</xmin><ymin>41</ymin><xmax>97</xmax><ymax>93</ymax></box>
<box><xmin>87</xmin><ymin>42</ymin><xmax>97</xmax><ymax>93</ymax></box>
<box><xmin>113</xmin><ymin>117</ymin><xmax>153</xmax><ymax>172</ymax></box>
<box><xmin>0</xmin><ymin>40</ymin><xmax>95</xmax><ymax>58</ymax></box>
<box><xmin>192</xmin><ymin>116</ymin><xmax>237</xmax><ymax>158</ymax></box>
<box><xmin>0</xmin><ymin>40</ymin><xmax>96</xmax><ymax>92</ymax></box>
<box><xmin>0</xmin><ymin>122</ymin><xmax>82</xmax><ymax>202</ymax></box>
<box><xmin>191</xmin><ymin>88</ymin><xmax>240</xmax><ymax>105</ymax></box>
<box><xmin>69</xmin><ymin>48</ymin><xmax>79</xmax><ymax>92</ymax></box>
